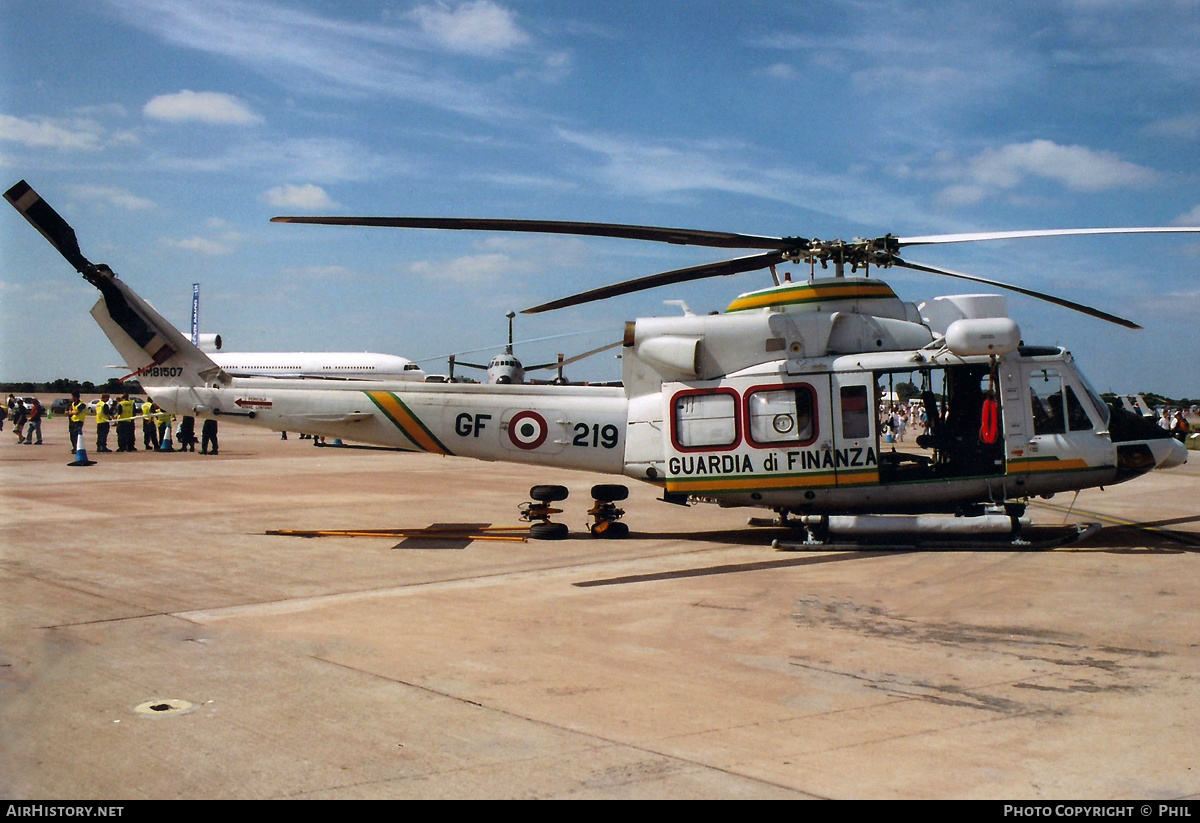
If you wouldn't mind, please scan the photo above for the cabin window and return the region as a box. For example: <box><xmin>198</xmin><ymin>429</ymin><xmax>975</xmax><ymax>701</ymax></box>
<box><xmin>672</xmin><ymin>390</ymin><xmax>739</xmax><ymax>450</ymax></box>
<box><xmin>746</xmin><ymin>386</ymin><xmax>815</xmax><ymax>446</ymax></box>
<box><xmin>840</xmin><ymin>385</ymin><xmax>871</xmax><ymax>440</ymax></box>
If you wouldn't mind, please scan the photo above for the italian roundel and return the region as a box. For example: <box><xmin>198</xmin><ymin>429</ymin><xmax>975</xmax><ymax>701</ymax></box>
<box><xmin>507</xmin><ymin>410</ymin><xmax>548</xmax><ymax>450</ymax></box>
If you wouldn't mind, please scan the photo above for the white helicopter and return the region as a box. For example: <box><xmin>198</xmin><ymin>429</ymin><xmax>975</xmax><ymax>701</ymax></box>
<box><xmin>7</xmin><ymin>179</ymin><xmax>1192</xmax><ymax>543</ymax></box>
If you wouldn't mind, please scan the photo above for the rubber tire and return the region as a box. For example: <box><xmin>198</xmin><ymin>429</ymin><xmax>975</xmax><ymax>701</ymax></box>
<box><xmin>590</xmin><ymin>484</ymin><xmax>629</xmax><ymax>502</ymax></box>
<box><xmin>590</xmin><ymin>520</ymin><xmax>629</xmax><ymax>539</ymax></box>
<box><xmin>529</xmin><ymin>521</ymin><xmax>569</xmax><ymax>540</ymax></box>
<box><xmin>529</xmin><ymin>484</ymin><xmax>569</xmax><ymax>502</ymax></box>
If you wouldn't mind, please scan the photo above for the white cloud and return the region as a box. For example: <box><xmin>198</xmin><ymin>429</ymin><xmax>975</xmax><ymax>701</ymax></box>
<box><xmin>555</xmin><ymin>128</ymin><xmax>845</xmax><ymax>207</ymax></box>
<box><xmin>261</xmin><ymin>184</ymin><xmax>336</xmax><ymax>209</ymax></box>
<box><xmin>938</xmin><ymin>139</ymin><xmax>1158</xmax><ymax>202</ymax></box>
<box><xmin>163</xmin><ymin>237</ymin><xmax>234</xmax><ymax>255</ymax></box>
<box><xmin>1172</xmin><ymin>205</ymin><xmax>1200</xmax><ymax>226</ymax></box>
<box><xmin>937</xmin><ymin>184</ymin><xmax>986</xmax><ymax>207</ymax></box>
<box><xmin>143</xmin><ymin>91</ymin><xmax>262</xmax><ymax>125</ymax></box>
<box><xmin>762</xmin><ymin>62</ymin><xmax>796</xmax><ymax>80</ymax></box>
<box><xmin>108</xmin><ymin>0</ymin><xmax>533</xmax><ymax>120</ymax></box>
<box><xmin>277</xmin><ymin>264</ymin><xmax>360</xmax><ymax>280</ymax></box>
<box><xmin>556</xmin><ymin>129</ymin><xmax>778</xmax><ymax>201</ymax></box>
<box><xmin>0</xmin><ymin>114</ymin><xmax>104</xmax><ymax>151</ymax></box>
<box><xmin>408</xmin><ymin>252</ymin><xmax>536</xmax><ymax>285</ymax></box>
<box><xmin>409</xmin><ymin>1</ymin><xmax>530</xmax><ymax>56</ymax></box>
<box><xmin>66</xmin><ymin>185</ymin><xmax>155</xmax><ymax>210</ymax></box>
<box><xmin>1144</xmin><ymin>115</ymin><xmax>1200</xmax><ymax>140</ymax></box>
<box><xmin>551</xmin><ymin>127</ymin><xmax>938</xmax><ymax>230</ymax></box>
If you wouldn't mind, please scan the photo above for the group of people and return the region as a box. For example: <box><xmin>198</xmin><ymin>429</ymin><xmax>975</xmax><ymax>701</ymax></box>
<box><xmin>3</xmin><ymin>394</ymin><xmax>44</xmax><ymax>445</ymax></box>
<box><xmin>3</xmin><ymin>392</ymin><xmax>220</xmax><ymax>455</ymax></box>
<box><xmin>90</xmin><ymin>392</ymin><xmax>173</xmax><ymax>453</ymax></box>
<box><xmin>1158</xmin><ymin>408</ymin><xmax>1193</xmax><ymax>443</ymax></box>
<box><xmin>881</xmin><ymin>404</ymin><xmax>917</xmax><ymax>443</ymax></box>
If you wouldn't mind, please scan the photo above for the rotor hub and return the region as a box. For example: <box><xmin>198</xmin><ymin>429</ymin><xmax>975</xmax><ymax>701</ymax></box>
<box><xmin>789</xmin><ymin>235</ymin><xmax>901</xmax><ymax>272</ymax></box>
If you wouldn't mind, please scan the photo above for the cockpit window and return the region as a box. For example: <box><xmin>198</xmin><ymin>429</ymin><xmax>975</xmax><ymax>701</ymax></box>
<box><xmin>1031</xmin><ymin>369</ymin><xmax>1098</xmax><ymax>433</ymax></box>
<box><xmin>1031</xmin><ymin>370</ymin><xmax>1065</xmax><ymax>435</ymax></box>
<box><xmin>1074</xmin><ymin>369</ymin><xmax>1111</xmax><ymax>428</ymax></box>
<box><xmin>1066</xmin><ymin>386</ymin><xmax>1095</xmax><ymax>431</ymax></box>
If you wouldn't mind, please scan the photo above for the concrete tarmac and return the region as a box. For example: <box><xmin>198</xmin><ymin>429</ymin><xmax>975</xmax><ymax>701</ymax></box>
<box><xmin>2</xmin><ymin>414</ymin><xmax>1198</xmax><ymax>799</ymax></box>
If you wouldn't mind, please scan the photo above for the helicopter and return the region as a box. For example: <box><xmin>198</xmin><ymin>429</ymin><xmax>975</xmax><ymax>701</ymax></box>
<box><xmin>6</xmin><ymin>178</ymin><xmax>1193</xmax><ymax>542</ymax></box>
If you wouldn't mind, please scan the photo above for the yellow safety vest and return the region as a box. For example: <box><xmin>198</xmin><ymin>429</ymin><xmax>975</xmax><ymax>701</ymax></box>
<box><xmin>141</xmin><ymin>402</ymin><xmax>154</xmax><ymax>419</ymax></box>
<box><xmin>117</xmin><ymin>400</ymin><xmax>135</xmax><ymax>420</ymax></box>
<box><xmin>96</xmin><ymin>400</ymin><xmax>111</xmax><ymax>424</ymax></box>
<box><xmin>70</xmin><ymin>402</ymin><xmax>87</xmax><ymax>423</ymax></box>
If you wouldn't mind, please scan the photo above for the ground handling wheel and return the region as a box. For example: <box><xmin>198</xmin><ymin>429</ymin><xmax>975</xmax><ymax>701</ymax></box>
<box><xmin>587</xmin><ymin>484</ymin><xmax>629</xmax><ymax>538</ymax></box>
<box><xmin>529</xmin><ymin>521</ymin><xmax>570</xmax><ymax>541</ymax></box>
<box><xmin>521</xmin><ymin>485</ymin><xmax>569</xmax><ymax>539</ymax></box>
<box><xmin>529</xmin><ymin>484</ymin><xmax>570</xmax><ymax>503</ymax></box>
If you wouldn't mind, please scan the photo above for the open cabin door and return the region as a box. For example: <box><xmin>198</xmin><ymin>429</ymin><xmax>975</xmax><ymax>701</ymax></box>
<box><xmin>868</xmin><ymin>363</ymin><xmax>1007</xmax><ymax>483</ymax></box>
<box><xmin>829</xmin><ymin>372</ymin><xmax>881</xmax><ymax>488</ymax></box>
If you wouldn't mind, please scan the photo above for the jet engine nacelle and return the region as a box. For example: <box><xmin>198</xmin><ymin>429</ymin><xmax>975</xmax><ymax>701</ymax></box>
<box><xmin>197</xmin><ymin>333</ymin><xmax>223</xmax><ymax>352</ymax></box>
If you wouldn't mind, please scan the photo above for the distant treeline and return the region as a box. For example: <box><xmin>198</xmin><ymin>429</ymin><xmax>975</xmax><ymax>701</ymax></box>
<box><xmin>1</xmin><ymin>377</ymin><xmax>143</xmax><ymax>395</ymax></box>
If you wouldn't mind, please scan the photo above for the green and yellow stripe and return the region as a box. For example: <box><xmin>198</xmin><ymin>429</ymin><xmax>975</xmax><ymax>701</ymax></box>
<box><xmin>725</xmin><ymin>280</ymin><xmax>897</xmax><ymax>313</ymax></box>
<box><xmin>666</xmin><ymin>469</ymin><xmax>878</xmax><ymax>494</ymax></box>
<box><xmin>365</xmin><ymin>391</ymin><xmax>452</xmax><ymax>455</ymax></box>
<box><xmin>1006</xmin><ymin>455</ymin><xmax>1092</xmax><ymax>475</ymax></box>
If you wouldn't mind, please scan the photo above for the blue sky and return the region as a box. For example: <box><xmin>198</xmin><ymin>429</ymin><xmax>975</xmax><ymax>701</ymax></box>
<box><xmin>2</xmin><ymin>0</ymin><xmax>1198</xmax><ymax>395</ymax></box>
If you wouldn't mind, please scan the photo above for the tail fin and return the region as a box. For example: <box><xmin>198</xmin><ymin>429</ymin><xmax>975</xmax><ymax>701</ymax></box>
<box><xmin>6</xmin><ymin>179</ymin><xmax>225</xmax><ymax>389</ymax></box>
<box><xmin>88</xmin><ymin>274</ymin><xmax>226</xmax><ymax>387</ymax></box>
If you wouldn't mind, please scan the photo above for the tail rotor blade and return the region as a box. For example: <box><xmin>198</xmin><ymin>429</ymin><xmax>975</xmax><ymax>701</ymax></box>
<box><xmin>4</xmin><ymin>180</ymin><xmax>93</xmax><ymax>274</ymax></box>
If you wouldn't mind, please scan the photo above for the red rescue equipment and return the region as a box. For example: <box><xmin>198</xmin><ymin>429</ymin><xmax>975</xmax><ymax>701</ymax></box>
<box><xmin>979</xmin><ymin>394</ymin><xmax>1000</xmax><ymax>444</ymax></box>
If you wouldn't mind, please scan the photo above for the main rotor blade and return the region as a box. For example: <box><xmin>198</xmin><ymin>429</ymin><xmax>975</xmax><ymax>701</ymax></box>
<box><xmin>898</xmin><ymin>226</ymin><xmax>1200</xmax><ymax>248</ymax></box>
<box><xmin>413</xmin><ymin>325</ymin><xmax>613</xmax><ymax>363</ymax></box>
<box><xmin>4</xmin><ymin>180</ymin><xmax>93</xmax><ymax>273</ymax></box>
<box><xmin>272</xmin><ymin>215</ymin><xmax>794</xmax><ymax>250</ymax></box>
<box><xmin>526</xmin><ymin>340</ymin><xmax>623</xmax><ymax>371</ymax></box>
<box><xmin>895</xmin><ymin>257</ymin><xmax>1142</xmax><ymax>329</ymax></box>
<box><xmin>522</xmin><ymin>250</ymin><xmax>789</xmax><ymax>314</ymax></box>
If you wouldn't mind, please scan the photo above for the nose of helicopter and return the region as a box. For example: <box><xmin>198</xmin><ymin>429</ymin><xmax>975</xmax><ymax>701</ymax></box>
<box><xmin>1149</xmin><ymin>437</ymin><xmax>1188</xmax><ymax>469</ymax></box>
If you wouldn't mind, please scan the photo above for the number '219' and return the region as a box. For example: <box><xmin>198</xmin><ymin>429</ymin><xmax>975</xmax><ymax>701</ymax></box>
<box><xmin>573</xmin><ymin>423</ymin><xmax>618</xmax><ymax>449</ymax></box>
